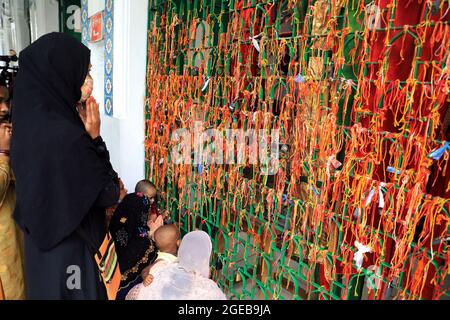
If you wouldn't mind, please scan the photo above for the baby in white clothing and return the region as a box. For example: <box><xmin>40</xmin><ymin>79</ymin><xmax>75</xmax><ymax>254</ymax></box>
<box><xmin>126</xmin><ymin>224</ymin><xmax>180</xmax><ymax>300</ymax></box>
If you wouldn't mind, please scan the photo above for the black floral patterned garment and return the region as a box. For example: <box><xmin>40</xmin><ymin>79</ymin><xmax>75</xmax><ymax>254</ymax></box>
<box><xmin>109</xmin><ymin>192</ymin><xmax>157</xmax><ymax>295</ymax></box>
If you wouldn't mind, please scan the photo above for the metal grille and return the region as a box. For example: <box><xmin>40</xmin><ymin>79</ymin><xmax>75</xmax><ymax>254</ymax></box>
<box><xmin>144</xmin><ymin>0</ymin><xmax>450</xmax><ymax>300</ymax></box>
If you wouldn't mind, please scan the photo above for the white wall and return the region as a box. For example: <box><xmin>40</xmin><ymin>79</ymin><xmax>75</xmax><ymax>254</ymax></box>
<box><xmin>9</xmin><ymin>0</ymin><xmax>31</xmax><ymax>53</ymax></box>
<box><xmin>0</xmin><ymin>0</ymin><xmax>14</xmax><ymax>55</ymax></box>
<box><xmin>0</xmin><ymin>0</ymin><xmax>58</xmax><ymax>55</ymax></box>
<box><xmin>29</xmin><ymin>0</ymin><xmax>59</xmax><ymax>42</ymax></box>
<box><xmin>88</xmin><ymin>40</ymin><xmax>105</xmax><ymax>111</ymax></box>
<box><xmin>84</xmin><ymin>0</ymin><xmax>120</xmax><ymax>177</ymax></box>
<box><xmin>100</xmin><ymin>113</ymin><xmax>121</xmax><ymax>181</ymax></box>
<box><xmin>0</xmin><ymin>0</ymin><xmax>31</xmax><ymax>55</ymax></box>
<box><xmin>87</xmin><ymin>0</ymin><xmax>104</xmax><ymax>17</ymax></box>
<box><xmin>97</xmin><ymin>0</ymin><xmax>149</xmax><ymax>192</ymax></box>
<box><xmin>87</xmin><ymin>39</ymin><xmax>121</xmax><ymax>171</ymax></box>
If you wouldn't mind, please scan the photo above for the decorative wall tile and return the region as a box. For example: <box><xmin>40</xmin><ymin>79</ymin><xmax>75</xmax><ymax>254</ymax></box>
<box><xmin>81</xmin><ymin>0</ymin><xmax>89</xmax><ymax>45</ymax></box>
<box><xmin>104</xmin><ymin>0</ymin><xmax>114</xmax><ymax>116</ymax></box>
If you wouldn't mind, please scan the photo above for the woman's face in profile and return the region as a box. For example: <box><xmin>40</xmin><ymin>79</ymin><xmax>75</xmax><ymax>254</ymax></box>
<box><xmin>80</xmin><ymin>65</ymin><xmax>93</xmax><ymax>103</ymax></box>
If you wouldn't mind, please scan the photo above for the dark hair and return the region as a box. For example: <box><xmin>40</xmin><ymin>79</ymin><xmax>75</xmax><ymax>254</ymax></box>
<box><xmin>135</xmin><ymin>179</ymin><xmax>156</xmax><ymax>193</ymax></box>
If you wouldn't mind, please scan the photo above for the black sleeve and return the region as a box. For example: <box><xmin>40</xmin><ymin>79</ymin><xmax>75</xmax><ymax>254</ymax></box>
<box><xmin>92</xmin><ymin>136</ymin><xmax>113</xmax><ymax>169</ymax></box>
<box><xmin>92</xmin><ymin>136</ymin><xmax>120</xmax><ymax>208</ymax></box>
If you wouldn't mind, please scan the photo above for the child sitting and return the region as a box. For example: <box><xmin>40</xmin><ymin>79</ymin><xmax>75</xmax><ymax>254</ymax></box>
<box><xmin>128</xmin><ymin>230</ymin><xmax>226</xmax><ymax>300</ymax></box>
<box><xmin>135</xmin><ymin>179</ymin><xmax>158</xmax><ymax>218</ymax></box>
<box><xmin>109</xmin><ymin>191</ymin><xmax>158</xmax><ymax>300</ymax></box>
<box><xmin>135</xmin><ymin>179</ymin><xmax>171</xmax><ymax>225</ymax></box>
<box><xmin>125</xmin><ymin>224</ymin><xmax>180</xmax><ymax>300</ymax></box>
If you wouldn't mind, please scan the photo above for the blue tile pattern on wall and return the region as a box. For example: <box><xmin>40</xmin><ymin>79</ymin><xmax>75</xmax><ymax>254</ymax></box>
<box><xmin>81</xmin><ymin>0</ymin><xmax>89</xmax><ymax>45</ymax></box>
<box><xmin>104</xmin><ymin>0</ymin><xmax>114</xmax><ymax>116</ymax></box>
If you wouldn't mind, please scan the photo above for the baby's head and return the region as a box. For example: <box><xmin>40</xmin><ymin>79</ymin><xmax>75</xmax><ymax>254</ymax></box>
<box><xmin>135</xmin><ymin>180</ymin><xmax>157</xmax><ymax>202</ymax></box>
<box><xmin>154</xmin><ymin>224</ymin><xmax>180</xmax><ymax>255</ymax></box>
<box><xmin>136</xmin><ymin>179</ymin><xmax>158</xmax><ymax>220</ymax></box>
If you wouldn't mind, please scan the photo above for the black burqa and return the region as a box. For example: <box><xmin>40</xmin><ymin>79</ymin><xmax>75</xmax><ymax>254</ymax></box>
<box><xmin>109</xmin><ymin>193</ymin><xmax>157</xmax><ymax>299</ymax></box>
<box><xmin>11</xmin><ymin>33</ymin><xmax>119</xmax><ymax>299</ymax></box>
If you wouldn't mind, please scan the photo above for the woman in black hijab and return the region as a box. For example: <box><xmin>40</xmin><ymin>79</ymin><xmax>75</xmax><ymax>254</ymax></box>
<box><xmin>11</xmin><ymin>33</ymin><xmax>120</xmax><ymax>299</ymax></box>
<box><xmin>109</xmin><ymin>192</ymin><xmax>157</xmax><ymax>300</ymax></box>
